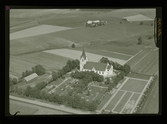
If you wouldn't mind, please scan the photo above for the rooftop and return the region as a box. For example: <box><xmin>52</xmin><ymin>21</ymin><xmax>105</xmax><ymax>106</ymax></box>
<box><xmin>83</xmin><ymin>62</ymin><xmax>108</xmax><ymax>71</ymax></box>
<box><xmin>24</xmin><ymin>73</ymin><xmax>38</xmax><ymax>82</ymax></box>
<box><xmin>123</xmin><ymin>14</ymin><xmax>154</xmax><ymax>22</ymax></box>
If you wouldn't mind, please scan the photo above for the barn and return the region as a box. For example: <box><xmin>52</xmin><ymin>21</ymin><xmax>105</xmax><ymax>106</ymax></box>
<box><xmin>122</xmin><ymin>14</ymin><xmax>154</xmax><ymax>24</ymax></box>
<box><xmin>23</xmin><ymin>73</ymin><xmax>38</xmax><ymax>83</ymax></box>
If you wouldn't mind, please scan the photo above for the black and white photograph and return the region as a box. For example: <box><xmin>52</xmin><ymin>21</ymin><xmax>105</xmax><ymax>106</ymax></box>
<box><xmin>8</xmin><ymin>8</ymin><xmax>159</xmax><ymax>115</ymax></box>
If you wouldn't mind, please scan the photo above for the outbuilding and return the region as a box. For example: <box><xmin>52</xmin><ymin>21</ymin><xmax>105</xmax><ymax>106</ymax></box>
<box><xmin>23</xmin><ymin>73</ymin><xmax>38</xmax><ymax>83</ymax></box>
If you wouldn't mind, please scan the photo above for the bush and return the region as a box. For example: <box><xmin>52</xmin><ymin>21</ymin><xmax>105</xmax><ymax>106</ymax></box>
<box><xmin>137</xmin><ymin>37</ymin><xmax>142</xmax><ymax>45</ymax></box>
<box><xmin>139</xmin><ymin>22</ymin><xmax>143</xmax><ymax>25</ymax></box>
<box><xmin>71</xmin><ymin>43</ymin><xmax>75</xmax><ymax>48</ymax></box>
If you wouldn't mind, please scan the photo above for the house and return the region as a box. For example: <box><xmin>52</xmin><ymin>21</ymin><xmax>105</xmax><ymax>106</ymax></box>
<box><xmin>23</xmin><ymin>73</ymin><xmax>38</xmax><ymax>83</ymax></box>
<box><xmin>80</xmin><ymin>48</ymin><xmax>113</xmax><ymax>77</ymax></box>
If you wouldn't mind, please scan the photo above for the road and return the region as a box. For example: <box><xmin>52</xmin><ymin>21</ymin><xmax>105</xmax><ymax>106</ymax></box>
<box><xmin>10</xmin><ymin>95</ymin><xmax>95</xmax><ymax>115</ymax></box>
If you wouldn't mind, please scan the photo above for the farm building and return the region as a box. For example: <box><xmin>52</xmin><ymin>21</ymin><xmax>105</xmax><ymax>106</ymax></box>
<box><xmin>122</xmin><ymin>14</ymin><xmax>154</xmax><ymax>22</ymax></box>
<box><xmin>80</xmin><ymin>48</ymin><xmax>113</xmax><ymax>77</ymax></box>
<box><xmin>23</xmin><ymin>73</ymin><xmax>38</xmax><ymax>83</ymax></box>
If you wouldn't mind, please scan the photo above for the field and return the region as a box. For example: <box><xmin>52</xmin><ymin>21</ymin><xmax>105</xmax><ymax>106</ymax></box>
<box><xmin>10</xmin><ymin>99</ymin><xmax>70</xmax><ymax>115</ymax></box>
<box><xmin>10</xmin><ymin>25</ymin><xmax>72</xmax><ymax>40</ymax></box>
<box><xmin>44</xmin><ymin>49</ymin><xmax>127</xmax><ymax>65</ymax></box>
<box><xmin>126</xmin><ymin>49</ymin><xmax>159</xmax><ymax>75</ymax></box>
<box><xmin>140</xmin><ymin>76</ymin><xmax>159</xmax><ymax>113</ymax></box>
<box><xmin>10</xmin><ymin>52</ymin><xmax>70</xmax><ymax>76</ymax></box>
<box><xmin>9</xmin><ymin>9</ymin><xmax>158</xmax><ymax>114</ymax></box>
<box><xmin>99</xmin><ymin>77</ymin><xmax>150</xmax><ymax>114</ymax></box>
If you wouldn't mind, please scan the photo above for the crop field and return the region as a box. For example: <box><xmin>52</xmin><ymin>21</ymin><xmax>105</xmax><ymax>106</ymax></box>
<box><xmin>10</xmin><ymin>34</ymin><xmax>80</xmax><ymax>55</ymax></box>
<box><xmin>10</xmin><ymin>25</ymin><xmax>72</xmax><ymax>40</ymax></box>
<box><xmin>44</xmin><ymin>49</ymin><xmax>127</xmax><ymax>65</ymax></box>
<box><xmin>11</xmin><ymin>52</ymin><xmax>69</xmax><ymax>71</ymax></box>
<box><xmin>10</xmin><ymin>57</ymin><xmax>37</xmax><ymax>77</ymax></box>
<box><xmin>103</xmin><ymin>77</ymin><xmax>149</xmax><ymax>114</ymax></box>
<box><xmin>126</xmin><ymin>49</ymin><xmax>159</xmax><ymax>75</ymax></box>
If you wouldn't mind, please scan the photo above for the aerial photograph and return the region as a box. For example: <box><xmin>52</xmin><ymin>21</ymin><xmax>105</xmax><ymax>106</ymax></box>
<box><xmin>9</xmin><ymin>8</ymin><xmax>159</xmax><ymax>115</ymax></box>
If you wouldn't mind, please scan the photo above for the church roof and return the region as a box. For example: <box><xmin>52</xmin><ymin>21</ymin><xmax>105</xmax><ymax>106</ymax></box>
<box><xmin>80</xmin><ymin>47</ymin><xmax>87</xmax><ymax>59</ymax></box>
<box><xmin>83</xmin><ymin>62</ymin><xmax>107</xmax><ymax>71</ymax></box>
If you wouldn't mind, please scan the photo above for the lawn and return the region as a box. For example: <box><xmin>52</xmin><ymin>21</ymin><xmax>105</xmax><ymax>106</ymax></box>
<box><xmin>121</xmin><ymin>79</ymin><xmax>148</xmax><ymax>93</ymax></box>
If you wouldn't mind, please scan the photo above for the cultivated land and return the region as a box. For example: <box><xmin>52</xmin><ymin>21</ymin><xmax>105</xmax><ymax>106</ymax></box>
<box><xmin>43</xmin><ymin>49</ymin><xmax>127</xmax><ymax>65</ymax></box>
<box><xmin>10</xmin><ymin>52</ymin><xmax>69</xmax><ymax>76</ymax></box>
<box><xmin>10</xmin><ymin>25</ymin><xmax>72</xmax><ymax>40</ymax></box>
<box><xmin>9</xmin><ymin>9</ymin><xmax>158</xmax><ymax>114</ymax></box>
<box><xmin>126</xmin><ymin>49</ymin><xmax>159</xmax><ymax>75</ymax></box>
<box><xmin>100</xmin><ymin>77</ymin><xmax>149</xmax><ymax>114</ymax></box>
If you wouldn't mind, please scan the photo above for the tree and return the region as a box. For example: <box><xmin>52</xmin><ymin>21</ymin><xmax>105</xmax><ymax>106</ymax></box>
<box><xmin>123</xmin><ymin>64</ymin><xmax>130</xmax><ymax>75</ymax></box>
<box><xmin>23</xmin><ymin>85</ymin><xmax>32</xmax><ymax>96</ymax></box>
<box><xmin>35</xmin><ymin>81</ymin><xmax>47</xmax><ymax>90</ymax></box>
<box><xmin>22</xmin><ymin>72</ymin><xmax>25</xmax><ymax>78</ymax></box>
<box><xmin>137</xmin><ymin>37</ymin><xmax>142</xmax><ymax>45</ymax></box>
<box><xmin>34</xmin><ymin>65</ymin><xmax>46</xmax><ymax>75</ymax></box>
<box><xmin>52</xmin><ymin>71</ymin><xmax>58</xmax><ymax>81</ymax></box>
<box><xmin>88</xmin><ymin>100</ymin><xmax>97</xmax><ymax>111</ymax></box>
<box><xmin>139</xmin><ymin>22</ymin><xmax>143</xmax><ymax>25</ymax></box>
<box><xmin>71</xmin><ymin>43</ymin><xmax>75</xmax><ymax>48</ymax></box>
<box><xmin>105</xmin><ymin>78</ymin><xmax>110</xmax><ymax>85</ymax></box>
<box><xmin>100</xmin><ymin>57</ymin><xmax>110</xmax><ymax>63</ymax></box>
<box><xmin>12</xmin><ymin>78</ymin><xmax>17</xmax><ymax>85</ymax></box>
<box><xmin>17</xmin><ymin>88</ymin><xmax>23</xmax><ymax>95</ymax></box>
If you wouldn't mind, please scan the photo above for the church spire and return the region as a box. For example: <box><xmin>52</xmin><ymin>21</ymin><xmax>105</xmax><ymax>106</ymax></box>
<box><xmin>80</xmin><ymin>47</ymin><xmax>87</xmax><ymax>59</ymax></box>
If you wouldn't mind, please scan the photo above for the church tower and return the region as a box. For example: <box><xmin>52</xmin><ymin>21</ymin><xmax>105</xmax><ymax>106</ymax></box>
<box><xmin>80</xmin><ymin>47</ymin><xmax>88</xmax><ymax>71</ymax></box>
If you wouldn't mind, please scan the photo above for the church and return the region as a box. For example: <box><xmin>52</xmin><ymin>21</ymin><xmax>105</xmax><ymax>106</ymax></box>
<box><xmin>80</xmin><ymin>48</ymin><xmax>113</xmax><ymax>77</ymax></box>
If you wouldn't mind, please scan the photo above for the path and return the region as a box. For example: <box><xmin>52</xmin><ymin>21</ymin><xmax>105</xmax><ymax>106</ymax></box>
<box><xmin>97</xmin><ymin>78</ymin><xmax>129</xmax><ymax>113</ymax></box>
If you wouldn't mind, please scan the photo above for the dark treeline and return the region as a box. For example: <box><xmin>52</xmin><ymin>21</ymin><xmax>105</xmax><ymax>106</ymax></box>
<box><xmin>52</xmin><ymin>59</ymin><xmax>80</xmax><ymax>81</ymax></box>
<box><xmin>21</xmin><ymin>65</ymin><xmax>46</xmax><ymax>78</ymax></box>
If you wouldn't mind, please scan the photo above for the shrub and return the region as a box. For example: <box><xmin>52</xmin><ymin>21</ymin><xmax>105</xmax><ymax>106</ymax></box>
<box><xmin>71</xmin><ymin>43</ymin><xmax>75</xmax><ymax>48</ymax></box>
<box><xmin>139</xmin><ymin>22</ymin><xmax>143</xmax><ymax>25</ymax></box>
